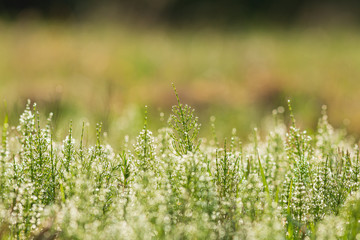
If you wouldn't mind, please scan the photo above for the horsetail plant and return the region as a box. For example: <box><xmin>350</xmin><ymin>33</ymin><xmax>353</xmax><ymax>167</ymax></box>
<box><xmin>168</xmin><ymin>83</ymin><xmax>201</xmax><ymax>156</ymax></box>
<box><xmin>134</xmin><ymin>106</ymin><xmax>156</xmax><ymax>173</ymax></box>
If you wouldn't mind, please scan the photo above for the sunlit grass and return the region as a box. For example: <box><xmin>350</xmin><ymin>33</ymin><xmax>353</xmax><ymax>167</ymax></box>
<box><xmin>0</xmin><ymin>91</ymin><xmax>360</xmax><ymax>239</ymax></box>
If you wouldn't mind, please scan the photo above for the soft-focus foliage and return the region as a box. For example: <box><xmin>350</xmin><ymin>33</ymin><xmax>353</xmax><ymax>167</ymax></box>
<box><xmin>3</xmin><ymin>22</ymin><xmax>360</xmax><ymax>139</ymax></box>
<box><xmin>0</xmin><ymin>96</ymin><xmax>360</xmax><ymax>239</ymax></box>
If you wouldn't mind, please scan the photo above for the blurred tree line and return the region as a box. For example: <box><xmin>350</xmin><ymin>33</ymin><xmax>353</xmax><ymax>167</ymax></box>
<box><xmin>1</xmin><ymin>0</ymin><xmax>359</xmax><ymax>26</ymax></box>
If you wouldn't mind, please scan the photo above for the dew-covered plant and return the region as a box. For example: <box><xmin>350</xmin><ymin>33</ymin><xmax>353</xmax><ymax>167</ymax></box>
<box><xmin>0</xmin><ymin>91</ymin><xmax>360</xmax><ymax>240</ymax></box>
<box><xmin>168</xmin><ymin>83</ymin><xmax>201</xmax><ymax>156</ymax></box>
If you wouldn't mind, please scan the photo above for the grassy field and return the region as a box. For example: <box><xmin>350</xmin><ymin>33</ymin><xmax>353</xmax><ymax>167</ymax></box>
<box><xmin>0</xmin><ymin>88</ymin><xmax>360</xmax><ymax>239</ymax></box>
<box><xmin>1</xmin><ymin>21</ymin><xmax>360</xmax><ymax>142</ymax></box>
<box><xmin>1</xmin><ymin>21</ymin><xmax>360</xmax><ymax>238</ymax></box>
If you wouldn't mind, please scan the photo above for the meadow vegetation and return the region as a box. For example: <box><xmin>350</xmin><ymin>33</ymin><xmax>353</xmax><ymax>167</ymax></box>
<box><xmin>2</xmin><ymin>21</ymin><xmax>360</xmax><ymax>139</ymax></box>
<box><xmin>0</xmin><ymin>85</ymin><xmax>360</xmax><ymax>239</ymax></box>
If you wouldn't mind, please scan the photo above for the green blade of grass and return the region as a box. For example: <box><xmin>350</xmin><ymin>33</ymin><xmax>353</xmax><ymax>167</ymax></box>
<box><xmin>258</xmin><ymin>154</ymin><xmax>270</xmax><ymax>196</ymax></box>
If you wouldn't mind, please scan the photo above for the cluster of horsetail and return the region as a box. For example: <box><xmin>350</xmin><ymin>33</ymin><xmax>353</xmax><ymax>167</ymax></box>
<box><xmin>1</xmin><ymin>87</ymin><xmax>360</xmax><ymax>239</ymax></box>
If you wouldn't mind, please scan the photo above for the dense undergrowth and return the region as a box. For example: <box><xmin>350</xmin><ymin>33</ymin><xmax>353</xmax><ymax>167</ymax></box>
<box><xmin>1</xmin><ymin>87</ymin><xmax>360</xmax><ymax>239</ymax></box>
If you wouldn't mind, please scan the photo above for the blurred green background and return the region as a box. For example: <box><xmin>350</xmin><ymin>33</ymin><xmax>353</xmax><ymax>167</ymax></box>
<box><xmin>0</xmin><ymin>1</ymin><xmax>360</xmax><ymax>142</ymax></box>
